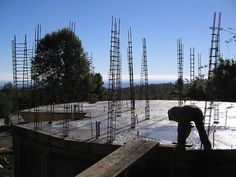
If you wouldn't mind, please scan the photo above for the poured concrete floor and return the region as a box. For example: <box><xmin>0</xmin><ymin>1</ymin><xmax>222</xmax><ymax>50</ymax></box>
<box><xmin>16</xmin><ymin>100</ymin><xmax>236</xmax><ymax>149</ymax></box>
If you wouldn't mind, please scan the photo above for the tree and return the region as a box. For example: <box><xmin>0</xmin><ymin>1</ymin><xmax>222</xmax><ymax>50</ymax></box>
<box><xmin>212</xmin><ymin>59</ymin><xmax>236</xmax><ymax>101</ymax></box>
<box><xmin>118</xmin><ymin>83</ymin><xmax>176</xmax><ymax>100</ymax></box>
<box><xmin>91</xmin><ymin>73</ymin><xmax>105</xmax><ymax>100</ymax></box>
<box><xmin>187</xmin><ymin>78</ymin><xmax>207</xmax><ymax>101</ymax></box>
<box><xmin>0</xmin><ymin>93</ymin><xmax>12</xmax><ymax>118</ymax></box>
<box><xmin>0</xmin><ymin>83</ymin><xmax>13</xmax><ymax>119</ymax></box>
<box><xmin>32</xmin><ymin>28</ymin><xmax>92</xmax><ymax>104</ymax></box>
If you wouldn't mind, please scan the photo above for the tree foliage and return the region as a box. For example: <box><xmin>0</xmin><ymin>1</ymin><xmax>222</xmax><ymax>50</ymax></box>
<box><xmin>120</xmin><ymin>83</ymin><xmax>176</xmax><ymax>100</ymax></box>
<box><xmin>186</xmin><ymin>78</ymin><xmax>207</xmax><ymax>100</ymax></box>
<box><xmin>32</xmin><ymin>28</ymin><xmax>104</xmax><ymax>104</ymax></box>
<box><xmin>0</xmin><ymin>83</ymin><xmax>13</xmax><ymax>118</ymax></box>
<box><xmin>212</xmin><ymin>59</ymin><xmax>236</xmax><ymax>101</ymax></box>
<box><xmin>184</xmin><ymin>59</ymin><xmax>236</xmax><ymax>102</ymax></box>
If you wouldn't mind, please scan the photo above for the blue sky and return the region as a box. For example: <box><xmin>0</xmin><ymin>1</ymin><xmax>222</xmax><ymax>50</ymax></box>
<box><xmin>0</xmin><ymin>0</ymin><xmax>236</xmax><ymax>82</ymax></box>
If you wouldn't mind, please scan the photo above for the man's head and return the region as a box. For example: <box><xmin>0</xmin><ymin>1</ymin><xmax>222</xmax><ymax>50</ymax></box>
<box><xmin>168</xmin><ymin>106</ymin><xmax>182</xmax><ymax>122</ymax></box>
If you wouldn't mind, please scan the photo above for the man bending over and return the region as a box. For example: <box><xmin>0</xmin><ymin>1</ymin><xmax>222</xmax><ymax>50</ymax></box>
<box><xmin>168</xmin><ymin>105</ymin><xmax>211</xmax><ymax>150</ymax></box>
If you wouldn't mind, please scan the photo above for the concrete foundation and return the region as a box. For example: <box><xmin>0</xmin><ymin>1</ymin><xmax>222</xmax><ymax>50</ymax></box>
<box><xmin>13</xmin><ymin>125</ymin><xmax>119</xmax><ymax>177</ymax></box>
<box><xmin>13</xmin><ymin>125</ymin><xmax>236</xmax><ymax>177</ymax></box>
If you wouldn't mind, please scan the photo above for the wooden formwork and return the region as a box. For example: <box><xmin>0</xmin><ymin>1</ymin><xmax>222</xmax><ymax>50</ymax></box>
<box><xmin>20</xmin><ymin>111</ymin><xmax>87</xmax><ymax>122</ymax></box>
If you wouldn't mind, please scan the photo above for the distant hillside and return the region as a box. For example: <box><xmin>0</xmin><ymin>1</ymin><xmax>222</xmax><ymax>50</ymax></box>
<box><xmin>103</xmin><ymin>82</ymin><xmax>176</xmax><ymax>100</ymax></box>
<box><xmin>103</xmin><ymin>79</ymin><xmax>175</xmax><ymax>88</ymax></box>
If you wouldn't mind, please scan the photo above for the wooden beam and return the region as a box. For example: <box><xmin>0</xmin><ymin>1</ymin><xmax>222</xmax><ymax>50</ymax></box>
<box><xmin>75</xmin><ymin>139</ymin><xmax>159</xmax><ymax>177</ymax></box>
<box><xmin>21</xmin><ymin>112</ymin><xmax>87</xmax><ymax>122</ymax></box>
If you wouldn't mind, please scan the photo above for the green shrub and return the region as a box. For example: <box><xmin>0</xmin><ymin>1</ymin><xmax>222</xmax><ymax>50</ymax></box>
<box><xmin>0</xmin><ymin>93</ymin><xmax>13</xmax><ymax>118</ymax></box>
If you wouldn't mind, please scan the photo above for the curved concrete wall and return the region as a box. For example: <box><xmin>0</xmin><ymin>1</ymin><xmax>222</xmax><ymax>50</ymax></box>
<box><xmin>13</xmin><ymin>125</ymin><xmax>236</xmax><ymax>177</ymax></box>
<box><xmin>13</xmin><ymin>125</ymin><xmax>119</xmax><ymax>177</ymax></box>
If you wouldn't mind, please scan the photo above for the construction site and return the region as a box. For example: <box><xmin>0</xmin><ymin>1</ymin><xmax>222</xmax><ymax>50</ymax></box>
<box><xmin>1</xmin><ymin>12</ymin><xmax>236</xmax><ymax>177</ymax></box>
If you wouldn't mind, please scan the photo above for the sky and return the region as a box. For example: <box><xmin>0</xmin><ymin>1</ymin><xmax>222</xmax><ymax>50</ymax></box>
<box><xmin>0</xmin><ymin>0</ymin><xmax>236</xmax><ymax>82</ymax></box>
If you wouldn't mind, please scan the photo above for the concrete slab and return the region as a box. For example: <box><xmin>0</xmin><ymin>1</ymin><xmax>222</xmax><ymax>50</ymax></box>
<box><xmin>13</xmin><ymin>100</ymin><xmax>236</xmax><ymax>149</ymax></box>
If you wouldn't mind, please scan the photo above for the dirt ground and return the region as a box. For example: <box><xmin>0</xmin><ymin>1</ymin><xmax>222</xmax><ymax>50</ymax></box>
<box><xmin>0</xmin><ymin>128</ymin><xmax>14</xmax><ymax>177</ymax></box>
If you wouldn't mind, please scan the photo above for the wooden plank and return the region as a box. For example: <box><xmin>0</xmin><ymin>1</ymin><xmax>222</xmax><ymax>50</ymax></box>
<box><xmin>21</xmin><ymin>112</ymin><xmax>87</xmax><ymax>122</ymax></box>
<box><xmin>76</xmin><ymin>139</ymin><xmax>159</xmax><ymax>177</ymax></box>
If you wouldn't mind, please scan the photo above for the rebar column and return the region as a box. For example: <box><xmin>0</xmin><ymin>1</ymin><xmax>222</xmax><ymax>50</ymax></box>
<box><xmin>33</xmin><ymin>25</ymin><xmax>42</xmax><ymax>130</ymax></box>
<box><xmin>142</xmin><ymin>38</ymin><xmax>150</xmax><ymax>120</ymax></box>
<box><xmin>107</xmin><ymin>17</ymin><xmax>120</xmax><ymax>143</ymax></box>
<box><xmin>12</xmin><ymin>35</ymin><xmax>33</xmax><ymax>124</ymax></box>
<box><xmin>190</xmin><ymin>48</ymin><xmax>195</xmax><ymax>83</ymax></box>
<box><xmin>116</xmin><ymin>19</ymin><xmax>122</xmax><ymax>118</ymax></box>
<box><xmin>128</xmin><ymin>27</ymin><xmax>136</xmax><ymax>129</ymax></box>
<box><xmin>197</xmin><ymin>53</ymin><xmax>203</xmax><ymax>79</ymax></box>
<box><xmin>177</xmin><ymin>38</ymin><xmax>184</xmax><ymax>106</ymax></box>
<box><xmin>204</xmin><ymin>12</ymin><xmax>222</xmax><ymax>136</ymax></box>
<box><xmin>190</xmin><ymin>48</ymin><xmax>195</xmax><ymax>105</ymax></box>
